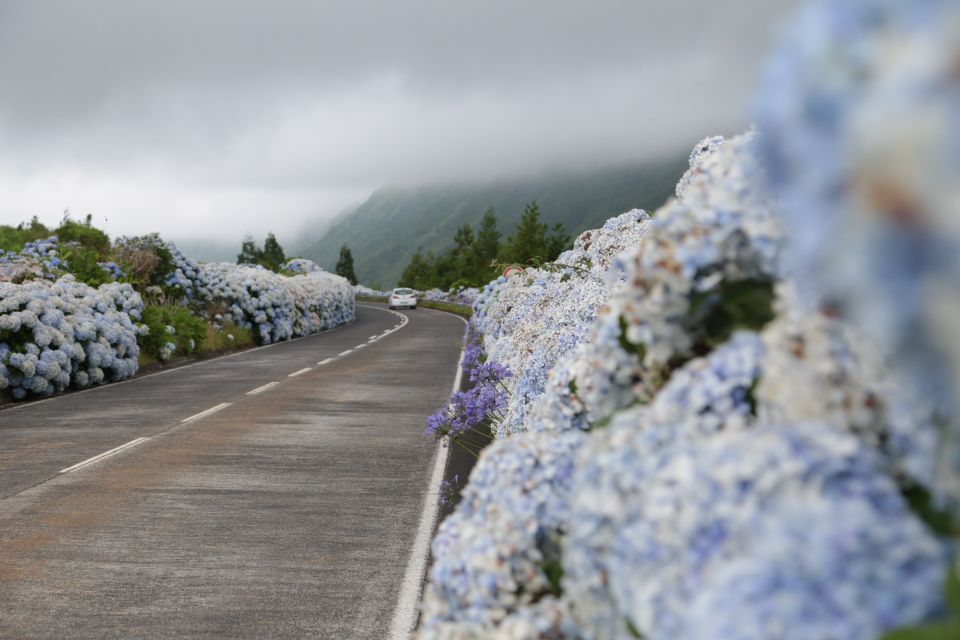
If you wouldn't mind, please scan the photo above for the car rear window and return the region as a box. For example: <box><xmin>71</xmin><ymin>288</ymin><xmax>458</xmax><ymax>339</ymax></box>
<box><xmin>394</xmin><ymin>289</ymin><xmax>414</xmax><ymax>295</ymax></box>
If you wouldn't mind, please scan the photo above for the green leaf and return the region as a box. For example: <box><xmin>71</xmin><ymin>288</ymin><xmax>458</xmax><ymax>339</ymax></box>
<box><xmin>618</xmin><ymin>316</ymin><xmax>647</xmax><ymax>360</ymax></box>
<box><xmin>688</xmin><ymin>279</ymin><xmax>776</xmax><ymax>349</ymax></box>
<box><xmin>880</xmin><ymin>621</ymin><xmax>960</xmax><ymax>639</ymax></box>
<box><xmin>902</xmin><ymin>484</ymin><xmax>956</xmax><ymax>537</ymax></box>
<box><xmin>946</xmin><ymin>562</ymin><xmax>960</xmax><ymax>616</ymax></box>
<box><xmin>625</xmin><ymin>619</ymin><xmax>646</xmax><ymax>639</ymax></box>
<box><xmin>541</xmin><ymin>558</ymin><xmax>563</xmax><ymax>597</ymax></box>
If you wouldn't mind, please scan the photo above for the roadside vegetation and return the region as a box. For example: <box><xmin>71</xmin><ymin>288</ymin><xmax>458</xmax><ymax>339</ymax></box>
<box><xmin>0</xmin><ymin>215</ymin><xmax>354</xmax><ymax>400</ymax></box>
<box><xmin>398</xmin><ymin>201</ymin><xmax>570</xmax><ymax>291</ymax></box>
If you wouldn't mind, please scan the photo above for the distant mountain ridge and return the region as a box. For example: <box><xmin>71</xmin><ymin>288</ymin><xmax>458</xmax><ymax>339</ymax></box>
<box><xmin>298</xmin><ymin>155</ymin><xmax>688</xmax><ymax>288</ymax></box>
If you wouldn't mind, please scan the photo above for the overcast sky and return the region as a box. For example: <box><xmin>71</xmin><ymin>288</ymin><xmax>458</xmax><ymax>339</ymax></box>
<box><xmin>0</xmin><ymin>0</ymin><xmax>800</xmax><ymax>249</ymax></box>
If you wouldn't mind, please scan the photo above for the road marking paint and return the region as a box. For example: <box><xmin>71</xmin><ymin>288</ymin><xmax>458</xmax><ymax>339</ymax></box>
<box><xmin>354</xmin><ymin>344</ymin><xmax>366</xmax><ymax>350</ymax></box>
<box><xmin>181</xmin><ymin>402</ymin><xmax>232</xmax><ymax>424</ymax></box>
<box><xmin>389</xmin><ymin>311</ymin><xmax>468</xmax><ymax>640</ymax></box>
<box><xmin>288</xmin><ymin>367</ymin><xmax>312</xmax><ymax>378</ymax></box>
<box><xmin>246</xmin><ymin>381</ymin><xmax>279</xmax><ymax>395</ymax></box>
<box><xmin>369</xmin><ymin>335</ymin><xmax>379</xmax><ymax>340</ymax></box>
<box><xmin>338</xmin><ymin>349</ymin><xmax>353</xmax><ymax>356</ymax></box>
<box><xmin>59</xmin><ymin>437</ymin><xmax>150</xmax><ymax>474</ymax></box>
<box><xmin>318</xmin><ymin>357</ymin><xmax>335</xmax><ymax>365</ymax></box>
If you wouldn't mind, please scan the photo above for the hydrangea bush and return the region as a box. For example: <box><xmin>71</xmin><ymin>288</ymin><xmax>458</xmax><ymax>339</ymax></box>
<box><xmin>418</xmin><ymin>1</ymin><xmax>959</xmax><ymax>636</ymax></box>
<box><xmin>1</xmin><ymin>244</ymin><xmax>355</xmax><ymax>398</ymax></box>
<box><xmin>0</xmin><ymin>277</ymin><xmax>145</xmax><ymax>398</ymax></box>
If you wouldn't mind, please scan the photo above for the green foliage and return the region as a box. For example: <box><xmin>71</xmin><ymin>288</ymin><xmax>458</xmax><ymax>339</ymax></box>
<box><xmin>335</xmin><ymin>244</ymin><xmax>358</xmax><ymax>285</ymax></box>
<box><xmin>297</xmin><ymin>154</ymin><xmax>688</xmax><ymax>287</ymax></box>
<box><xmin>140</xmin><ymin>304</ymin><xmax>207</xmax><ymax>361</ymax></box>
<box><xmin>59</xmin><ymin>245</ymin><xmax>112</xmax><ymax>287</ymax></box>
<box><xmin>237</xmin><ymin>232</ymin><xmax>287</xmax><ymax>272</ymax></box>
<box><xmin>502</xmin><ymin>202</ymin><xmax>549</xmax><ymax>264</ymax></box>
<box><xmin>396</xmin><ymin>202</ymin><xmax>571</xmax><ymax>291</ymax></box>
<box><xmin>903</xmin><ymin>485</ymin><xmax>956</xmax><ymax>537</ymax></box>
<box><xmin>879</xmin><ymin>552</ymin><xmax>960</xmax><ymax>638</ymax></box>
<box><xmin>237</xmin><ymin>236</ymin><xmax>261</xmax><ymax>265</ymax></box>
<box><xmin>56</xmin><ymin>214</ymin><xmax>111</xmax><ymax>257</ymax></box>
<box><xmin>261</xmin><ymin>232</ymin><xmax>286</xmax><ymax>271</ymax></box>
<box><xmin>625</xmin><ymin>619</ymin><xmax>646</xmax><ymax>639</ymax></box>
<box><xmin>0</xmin><ymin>216</ymin><xmax>52</xmax><ymax>251</ymax></box>
<box><xmin>470</xmin><ymin>208</ymin><xmax>501</xmax><ymax>284</ymax></box>
<box><xmin>618</xmin><ymin>315</ymin><xmax>648</xmax><ymax>361</ymax></box>
<box><xmin>687</xmin><ymin>279</ymin><xmax>777</xmax><ymax>351</ymax></box>
<box><xmin>398</xmin><ymin>248</ymin><xmax>434</xmax><ymax>290</ymax></box>
<box><xmin>200</xmin><ymin>319</ymin><xmax>254</xmax><ymax>352</ymax></box>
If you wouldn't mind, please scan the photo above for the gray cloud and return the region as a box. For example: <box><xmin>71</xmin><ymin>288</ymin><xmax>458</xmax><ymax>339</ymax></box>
<box><xmin>0</xmin><ymin>0</ymin><xmax>801</xmax><ymax>246</ymax></box>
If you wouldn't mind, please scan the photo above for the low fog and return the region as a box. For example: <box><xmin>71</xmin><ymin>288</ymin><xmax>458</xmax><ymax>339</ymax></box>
<box><xmin>0</xmin><ymin>0</ymin><xmax>800</xmax><ymax>248</ymax></box>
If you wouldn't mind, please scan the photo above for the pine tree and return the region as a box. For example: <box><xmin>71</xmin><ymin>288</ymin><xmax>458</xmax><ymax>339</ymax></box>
<box><xmin>237</xmin><ymin>236</ymin><xmax>261</xmax><ymax>265</ymax></box>
<box><xmin>262</xmin><ymin>232</ymin><xmax>286</xmax><ymax>271</ymax></box>
<box><xmin>398</xmin><ymin>248</ymin><xmax>432</xmax><ymax>290</ymax></box>
<box><xmin>452</xmin><ymin>223</ymin><xmax>475</xmax><ymax>283</ymax></box>
<box><xmin>470</xmin><ymin>208</ymin><xmax>500</xmax><ymax>283</ymax></box>
<box><xmin>335</xmin><ymin>244</ymin><xmax>358</xmax><ymax>285</ymax></box>
<box><xmin>503</xmin><ymin>201</ymin><xmax>548</xmax><ymax>264</ymax></box>
<box><xmin>545</xmin><ymin>222</ymin><xmax>571</xmax><ymax>261</ymax></box>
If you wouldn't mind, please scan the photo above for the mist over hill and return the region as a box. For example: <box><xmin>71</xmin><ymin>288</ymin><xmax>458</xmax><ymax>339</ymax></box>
<box><xmin>298</xmin><ymin>155</ymin><xmax>687</xmax><ymax>288</ymax></box>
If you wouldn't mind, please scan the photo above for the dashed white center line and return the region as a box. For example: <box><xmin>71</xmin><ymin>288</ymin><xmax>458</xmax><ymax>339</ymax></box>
<box><xmin>246</xmin><ymin>381</ymin><xmax>279</xmax><ymax>395</ymax></box>
<box><xmin>368</xmin><ymin>335</ymin><xmax>379</xmax><ymax>340</ymax></box>
<box><xmin>288</xmin><ymin>367</ymin><xmax>312</xmax><ymax>378</ymax></box>
<box><xmin>59</xmin><ymin>437</ymin><xmax>150</xmax><ymax>474</ymax></box>
<box><xmin>181</xmin><ymin>402</ymin><xmax>232</xmax><ymax>424</ymax></box>
<box><xmin>318</xmin><ymin>357</ymin><xmax>335</xmax><ymax>365</ymax></box>
<box><xmin>338</xmin><ymin>349</ymin><xmax>353</xmax><ymax>357</ymax></box>
<box><xmin>354</xmin><ymin>344</ymin><xmax>366</xmax><ymax>350</ymax></box>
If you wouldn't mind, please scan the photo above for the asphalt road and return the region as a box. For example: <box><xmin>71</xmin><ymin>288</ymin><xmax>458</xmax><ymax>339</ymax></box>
<box><xmin>0</xmin><ymin>303</ymin><xmax>465</xmax><ymax>639</ymax></box>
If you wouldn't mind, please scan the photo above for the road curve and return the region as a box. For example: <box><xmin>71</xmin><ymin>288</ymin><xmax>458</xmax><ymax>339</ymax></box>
<box><xmin>0</xmin><ymin>303</ymin><xmax>464</xmax><ymax>639</ymax></box>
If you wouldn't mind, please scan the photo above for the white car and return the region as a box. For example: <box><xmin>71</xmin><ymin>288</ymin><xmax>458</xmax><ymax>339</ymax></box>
<box><xmin>389</xmin><ymin>288</ymin><xmax>418</xmax><ymax>310</ymax></box>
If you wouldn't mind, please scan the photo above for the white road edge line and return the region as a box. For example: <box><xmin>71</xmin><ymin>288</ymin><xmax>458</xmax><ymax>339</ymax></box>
<box><xmin>354</xmin><ymin>344</ymin><xmax>366</xmax><ymax>350</ymax></box>
<box><xmin>388</xmin><ymin>312</ymin><xmax>468</xmax><ymax>640</ymax></box>
<box><xmin>338</xmin><ymin>349</ymin><xmax>353</xmax><ymax>357</ymax></box>
<box><xmin>181</xmin><ymin>402</ymin><xmax>232</xmax><ymax>424</ymax></box>
<box><xmin>246</xmin><ymin>381</ymin><xmax>279</xmax><ymax>396</ymax></box>
<box><xmin>59</xmin><ymin>437</ymin><xmax>150</xmax><ymax>474</ymax></box>
<box><xmin>288</xmin><ymin>367</ymin><xmax>312</xmax><ymax>378</ymax></box>
<box><xmin>318</xmin><ymin>357</ymin><xmax>335</xmax><ymax>365</ymax></box>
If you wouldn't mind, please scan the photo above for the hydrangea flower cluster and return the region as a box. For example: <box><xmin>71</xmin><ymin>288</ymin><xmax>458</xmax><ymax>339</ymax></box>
<box><xmin>0</xmin><ymin>237</ymin><xmax>63</xmax><ymax>282</ymax></box>
<box><xmin>419</xmin><ymin>430</ymin><xmax>586</xmax><ymax>637</ymax></box>
<box><xmin>419</xmin><ymin>8</ymin><xmax>960</xmax><ymax>628</ymax></box>
<box><xmin>572</xmin><ymin>131</ymin><xmax>782</xmax><ymax>425</ymax></box>
<box><xmin>191</xmin><ymin>261</ymin><xmax>354</xmax><ymax>344</ymax></box>
<box><xmin>422</xmin><ymin>287</ymin><xmax>481</xmax><ymax>306</ymax></box>
<box><xmin>283</xmin><ymin>258</ymin><xmax>321</xmax><ymax>274</ymax></box>
<box><xmin>756</xmin><ymin>0</ymin><xmax>960</xmax><ymax>512</ymax></box>
<box><xmin>0</xmin><ymin>277</ymin><xmax>146</xmax><ymax>398</ymax></box>
<box><xmin>469</xmin><ymin>209</ymin><xmax>651</xmax><ymax>437</ymax></box>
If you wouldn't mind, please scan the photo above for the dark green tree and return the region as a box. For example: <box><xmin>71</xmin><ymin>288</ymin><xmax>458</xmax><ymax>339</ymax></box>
<box><xmin>237</xmin><ymin>236</ymin><xmax>262</xmax><ymax>265</ymax></box>
<box><xmin>502</xmin><ymin>201</ymin><xmax>548</xmax><ymax>264</ymax></box>
<box><xmin>261</xmin><ymin>232</ymin><xmax>286</xmax><ymax>271</ymax></box>
<box><xmin>452</xmin><ymin>223</ymin><xmax>475</xmax><ymax>283</ymax></box>
<box><xmin>398</xmin><ymin>248</ymin><xmax>433</xmax><ymax>290</ymax></box>
<box><xmin>335</xmin><ymin>243</ymin><xmax>358</xmax><ymax>285</ymax></box>
<box><xmin>545</xmin><ymin>222</ymin><xmax>571</xmax><ymax>261</ymax></box>
<box><xmin>469</xmin><ymin>208</ymin><xmax>500</xmax><ymax>284</ymax></box>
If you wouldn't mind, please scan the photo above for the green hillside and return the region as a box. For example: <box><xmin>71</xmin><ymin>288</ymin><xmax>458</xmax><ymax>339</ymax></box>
<box><xmin>299</xmin><ymin>155</ymin><xmax>688</xmax><ymax>288</ymax></box>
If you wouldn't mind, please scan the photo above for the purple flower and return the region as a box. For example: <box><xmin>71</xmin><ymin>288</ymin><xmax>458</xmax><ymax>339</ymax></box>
<box><xmin>461</xmin><ymin>342</ymin><xmax>484</xmax><ymax>374</ymax></box>
<box><xmin>470</xmin><ymin>360</ymin><xmax>512</xmax><ymax>386</ymax></box>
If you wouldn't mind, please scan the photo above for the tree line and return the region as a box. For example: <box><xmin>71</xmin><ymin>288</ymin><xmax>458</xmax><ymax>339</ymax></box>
<box><xmin>398</xmin><ymin>201</ymin><xmax>569</xmax><ymax>290</ymax></box>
